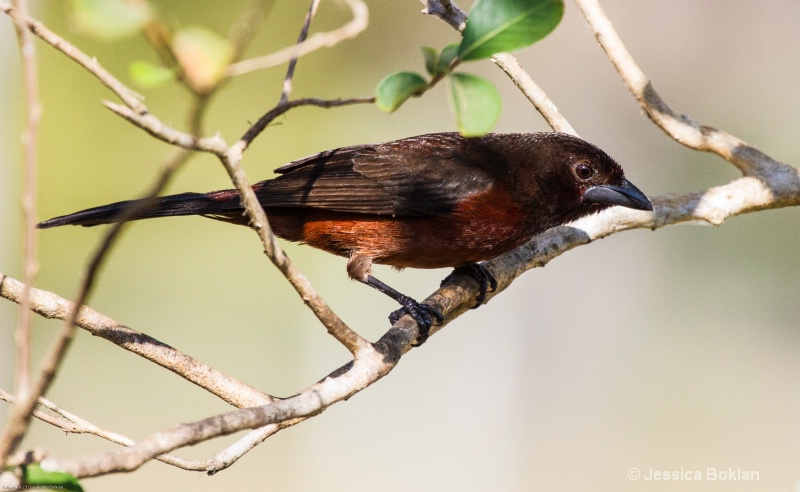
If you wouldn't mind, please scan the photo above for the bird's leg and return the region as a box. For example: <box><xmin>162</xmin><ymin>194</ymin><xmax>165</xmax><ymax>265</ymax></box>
<box><xmin>363</xmin><ymin>276</ymin><xmax>444</xmax><ymax>346</ymax></box>
<box><xmin>441</xmin><ymin>263</ymin><xmax>498</xmax><ymax>307</ymax></box>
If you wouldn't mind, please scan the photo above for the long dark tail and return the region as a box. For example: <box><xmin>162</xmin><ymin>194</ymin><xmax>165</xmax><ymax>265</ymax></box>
<box><xmin>37</xmin><ymin>191</ymin><xmax>241</xmax><ymax>229</ymax></box>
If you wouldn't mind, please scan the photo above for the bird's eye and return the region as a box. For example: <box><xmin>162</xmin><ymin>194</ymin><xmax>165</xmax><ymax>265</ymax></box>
<box><xmin>574</xmin><ymin>163</ymin><xmax>594</xmax><ymax>180</ymax></box>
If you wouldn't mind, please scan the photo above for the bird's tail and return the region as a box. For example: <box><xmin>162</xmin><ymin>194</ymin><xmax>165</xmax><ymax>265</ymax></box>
<box><xmin>37</xmin><ymin>192</ymin><xmax>234</xmax><ymax>229</ymax></box>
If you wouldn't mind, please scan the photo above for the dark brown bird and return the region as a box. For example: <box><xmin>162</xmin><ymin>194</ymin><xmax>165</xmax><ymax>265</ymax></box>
<box><xmin>39</xmin><ymin>132</ymin><xmax>652</xmax><ymax>344</ymax></box>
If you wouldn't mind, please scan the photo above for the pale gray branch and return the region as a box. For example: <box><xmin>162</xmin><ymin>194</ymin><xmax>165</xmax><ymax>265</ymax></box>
<box><xmin>0</xmin><ymin>274</ymin><xmax>272</xmax><ymax>409</ymax></box>
<box><xmin>573</xmin><ymin>0</ymin><xmax>785</xmax><ymax>178</ymax></box>
<box><xmin>227</xmin><ymin>0</ymin><xmax>368</xmax><ymax>77</ymax></box>
<box><xmin>0</xmin><ymin>1</ymin><xmax>145</xmax><ymax>113</ymax></box>
<box><xmin>0</xmin><ymin>388</ymin><xmax>204</xmax><ymax>471</ymax></box>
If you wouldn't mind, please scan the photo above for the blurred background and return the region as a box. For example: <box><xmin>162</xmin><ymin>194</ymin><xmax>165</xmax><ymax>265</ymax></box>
<box><xmin>1</xmin><ymin>1</ymin><xmax>799</xmax><ymax>490</ymax></box>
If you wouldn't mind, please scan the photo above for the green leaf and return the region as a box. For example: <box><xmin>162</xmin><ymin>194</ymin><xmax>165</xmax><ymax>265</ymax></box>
<box><xmin>24</xmin><ymin>464</ymin><xmax>84</xmax><ymax>492</ymax></box>
<box><xmin>375</xmin><ymin>71</ymin><xmax>428</xmax><ymax>112</ymax></box>
<box><xmin>129</xmin><ymin>60</ymin><xmax>175</xmax><ymax>88</ymax></box>
<box><xmin>459</xmin><ymin>0</ymin><xmax>564</xmax><ymax>61</ymax></box>
<box><xmin>173</xmin><ymin>27</ymin><xmax>234</xmax><ymax>93</ymax></box>
<box><xmin>422</xmin><ymin>47</ymin><xmax>439</xmax><ymax>76</ymax></box>
<box><xmin>437</xmin><ymin>43</ymin><xmax>460</xmax><ymax>74</ymax></box>
<box><xmin>70</xmin><ymin>0</ymin><xmax>153</xmax><ymax>40</ymax></box>
<box><xmin>422</xmin><ymin>44</ymin><xmax>460</xmax><ymax>77</ymax></box>
<box><xmin>447</xmin><ymin>72</ymin><xmax>501</xmax><ymax>137</ymax></box>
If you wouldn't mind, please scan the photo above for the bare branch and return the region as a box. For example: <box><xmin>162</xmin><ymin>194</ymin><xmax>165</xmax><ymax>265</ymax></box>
<box><xmin>10</xmin><ymin>0</ymin><xmax>40</xmax><ymax>414</ymax></box>
<box><xmin>0</xmin><ymin>385</ymin><xmax>297</xmax><ymax>475</ymax></box>
<box><xmin>0</xmin><ymin>389</ymin><xmax>75</xmax><ymax>434</ymax></box>
<box><xmin>0</xmin><ymin>310</ymin><xmax>77</xmax><ymax>464</ymax></box>
<box><xmin>0</xmin><ymin>274</ymin><xmax>272</xmax><ymax>409</ymax></box>
<box><xmin>420</xmin><ymin>0</ymin><xmax>467</xmax><ymax>30</ymax></box>
<box><xmin>48</xmin><ymin>345</ymin><xmax>391</xmax><ymax>478</ymax></box>
<box><xmin>280</xmin><ymin>0</ymin><xmax>321</xmax><ymax>104</ymax></box>
<box><xmin>0</xmin><ymin>388</ymin><xmax>204</xmax><ymax>471</ymax></box>
<box><xmin>0</xmin><ymin>146</ymin><xmax>206</xmax><ymax>467</ymax></box>
<box><xmin>490</xmin><ymin>53</ymin><xmax>577</xmax><ymax>135</ymax></box>
<box><xmin>102</xmin><ymin>101</ymin><xmax>228</xmax><ymax>154</ymax></box>
<box><xmin>228</xmin><ymin>0</ymin><xmax>276</xmax><ymax>62</ymax></box>
<box><xmin>0</xmin><ymin>1</ymin><xmax>146</xmax><ymax>113</ymax></box>
<box><xmin>239</xmin><ymin>96</ymin><xmax>374</xmax><ymax>148</ymax></box>
<box><xmin>0</xmin><ymin>0</ymin><xmax>42</xmax><ymax>466</ymax></box>
<box><xmin>573</xmin><ymin>0</ymin><xmax>786</xmax><ymax>178</ymax></box>
<box><xmin>222</xmin><ymin>139</ymin><xmax>371</xmax><ymax>354</ymax></box>
<box><xmin>227</xmin><ymin>0</ymin><xmax>368</xmax><ymax>77</ymax></box>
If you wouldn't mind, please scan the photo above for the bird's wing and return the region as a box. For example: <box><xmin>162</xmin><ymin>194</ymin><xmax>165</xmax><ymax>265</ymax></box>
<box><xmin>253</xmin><ymin>133</ymin><xmax>498</xmax><ymax>216</ymax></box>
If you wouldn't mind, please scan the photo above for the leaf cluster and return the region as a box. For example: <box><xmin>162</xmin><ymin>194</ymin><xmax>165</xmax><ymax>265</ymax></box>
<box><xmin>71</xmin><ymin>0</ymin><xmax>233</xmax><ymax>94</ymax></box>
<box><xmin>376</xmin><ymin>0</ymin><xmax>564</xmax><ymax>136</ymax></box>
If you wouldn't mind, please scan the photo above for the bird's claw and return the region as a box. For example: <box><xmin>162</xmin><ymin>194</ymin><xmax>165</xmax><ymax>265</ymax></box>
<box><xmin>389</xmin><ymin>300</ymin><xmax>444</xmax><ymax>347</ymax></box>
<box><xmin>441</xmin><ymin>263</ymin><xmax>498</xmax><ymax>307</ymax></box>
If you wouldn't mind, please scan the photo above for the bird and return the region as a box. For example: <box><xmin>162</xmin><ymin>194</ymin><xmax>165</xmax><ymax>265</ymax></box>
<box><xmin>38</xmin><ymin>132</ymin><xmax>653</xmax><ymax>345</ymax></box>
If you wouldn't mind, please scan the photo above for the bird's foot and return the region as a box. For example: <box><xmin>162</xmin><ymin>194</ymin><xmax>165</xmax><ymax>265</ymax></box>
<box><xmin>389</xmin><ymin>300</ymin><xmax>444</xmax><ymax>347</ymax></box>
<box><xmin>441</xmin><ymin>263</ymin><xmax>498</xmax><ymax>308</ymax></box>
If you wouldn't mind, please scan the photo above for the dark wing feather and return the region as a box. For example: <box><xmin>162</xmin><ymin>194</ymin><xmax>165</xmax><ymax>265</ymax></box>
<box><xmin>253</xmin><ymin>133</ymin><xmax>498</xmax><ymax>216</ymax></box>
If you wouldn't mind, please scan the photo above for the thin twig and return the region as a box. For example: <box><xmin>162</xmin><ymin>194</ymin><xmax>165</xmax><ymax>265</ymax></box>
<box><xmin>573</xmin><ymin>0</ymin><xmax>781</xmax><ymax>177</ymax></box>
<box><xmin>420</xmin><ymin>0</ymin><xmax>466</xmax><ymax>29</ymax></box>
<box><xmin>102</xmin><ymin>101</ymin><xmax>227</xmax><ymax>154</ymax></box>
<box><xmin>0</xmin><ymin>388</ymin><xmax>218</xmax><ymax>471</ymax></box>
<box><xmin>0</xmin><ymin>1</ymin><xmax>146</xmax><ymax>113</ymax></box>
<box><xmin>49</xmin><ymin>345</ymin><xmax>390</xmax><ymax>479</ymax></box>
<box><xmin>0</xmin><ymin>82</ymin><xmax>220</xmax><ymax>462</ymax></box>
<box><xmin>227</xmin><ymin>0</ymin><xmax>368</xmax><ymax>77</ymax></box>
<box><xmin>280</xmin><ymin>0</ymin><xmax>321</xmax><ymax>104</ymax></box>
<box><xmin>0</xmin><ymin>150</ymin><xmax>190</xmax><ymax>465</ymax></box>
<box><xmin>228</xmin><ymin>0</ymin><xmax>276</xmax><ymax>62</ymax></box>
<box><xmin>227</xmin><ymin>95</ymin><xmax>375</xmax><ymax>355</ymax></box>
<box><xmin>240</xmin><ymin>96</ymin><xmax>374</xmax><ymax>148</ymax></box>
<box><xmin>10</xmin><ymin>0</ymin><xmax>40</xmax><ymax>417</ymax></box>
<box><xmin>491</xmin><ymin>53</ymin><xmax>577</xmax><ymax>135</ymax></box>
<box><xmin>0</xmin><ymin>385</ymin><xmax>292</xmax><ymax>475</ymax></box>
<box><xmin>0</xmin><ymin>273</ymin><xmax>272</xmax><ymax>409</ymax></box>
<box><xmin>0</xmin><ymin>0</ymin><xmax>40</xmax><ymax>468</ymax></box>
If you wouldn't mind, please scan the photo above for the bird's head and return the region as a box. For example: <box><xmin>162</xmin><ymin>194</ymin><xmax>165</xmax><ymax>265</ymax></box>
<box><xmin>497</xmin><ymin>133</ymin><xmax>652</xmax><ymax>227</ymax></box>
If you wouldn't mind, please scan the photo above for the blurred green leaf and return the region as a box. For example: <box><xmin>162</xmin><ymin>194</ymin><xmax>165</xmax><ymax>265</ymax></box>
<box><xmin>438</xmin><ymin>44</ymin><xmax>461</xmax><ymax>72</ymax></box>
<box><xmin>129</xmin><ymin>60</ymin><xmax>175</xmax><ymax>88</ymax></box>
<box><xmin>422</xmin><ymin>46</ymin><xmax>439</xmax><ymax>76</ymax></box>
<box><xmin>459</xmin><ymin>0</ymin><xmax>564</xmax><ymax>61</ymax></box>
<box><xmin>422</xmin><ymin>44</ymin><xmax>460</xmax><ymax>77</ymax></box>
<box><xmin>70</xmin><ymin>0</ymin><xmax>153</xmax><ymax>40</ymax></box>
<box><xmin>375</xmin><ymin>71</ymin><xmax>428</xmax><ymax>112</ymax></box>
<box><xmin>173</xmin><ymin>27</ymin><xmax>234</xmax><ymax>93</ymax></box>
<box><xmin>447</xmin><ymin>72</ymin><xmax>501</xmax><ymax>136</ymax></box>
<box><xmin>24</xmin><ymin>464</ymin><xmax>84</xmax><ymax>492</ymax></box>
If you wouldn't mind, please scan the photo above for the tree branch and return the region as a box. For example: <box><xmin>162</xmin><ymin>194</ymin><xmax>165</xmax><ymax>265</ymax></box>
<box><xmin>0</xmin><ymin>1</ymin><xmax>146</xmax><ymax>113</ymax></box>
<box><xmin>10</xmin><ymin>0</ymin><xmax>40</xmax><ymax>423</ymax></box>
<box><xmin>226</xmin><ymin>0</ymin><xmax>368</xmax><ymax>77</ymax></box>
<box><xmin>0</xmin><ymin>273</ymin><xmax>272</xmax><ymax>409</ymax></box>
<box><xmin>573</xmin><ymin>0</ymin><xmax>786</xmax><ymax>178</ymax></box>
<box><xmin>279</xmin><ymin>0</ymin><xmax>320</xmax><ymax>104</ymax></box>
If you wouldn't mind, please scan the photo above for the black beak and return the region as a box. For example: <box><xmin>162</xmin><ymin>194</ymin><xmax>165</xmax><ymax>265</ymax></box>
<box><xmin>583</xmin><ymin>178</ymin><xmax>653</xmax><ymax>211</ymax></box>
